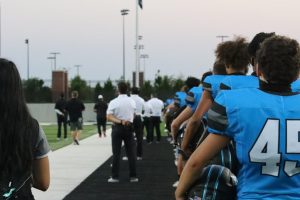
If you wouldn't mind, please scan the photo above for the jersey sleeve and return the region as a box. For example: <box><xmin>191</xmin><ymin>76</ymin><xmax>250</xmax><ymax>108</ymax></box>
<box><xmin>202</xmin><ymin>76</ymin><xmax>212</xmax><ymax>93</ymax></box>
<box><xmin>207</xmin><ymin>92</ymin><xmax>233</xmax><ymax>138</ymax></box>
<box><xmin>34</xmin><ymin>126</ymin><xmax>51</xmax><ymax>159</ymax></box>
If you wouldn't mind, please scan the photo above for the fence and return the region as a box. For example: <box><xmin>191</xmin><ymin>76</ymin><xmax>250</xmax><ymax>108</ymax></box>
<box><xmin>27</xmin><ymin>103</ymin><xmax>97</xmax><ymax>123</ymax></box>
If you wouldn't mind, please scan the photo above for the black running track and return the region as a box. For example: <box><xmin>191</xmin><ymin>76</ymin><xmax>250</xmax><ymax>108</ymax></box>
<box><xmin>63</xmin><ymin>137</ymin><xmax>177</xmax><ymax>200</ymax></box>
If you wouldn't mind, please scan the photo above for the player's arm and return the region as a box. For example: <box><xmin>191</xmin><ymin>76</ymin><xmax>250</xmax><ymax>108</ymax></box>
<box><xmin>171</xmin><ymin>106</ymin><xmax>193</xmax><ymax>142</ymax></box>
<box><xmin>175</xmin><ymin>134</ymin><xmax>230</xmax><ymax>200</ymax></box>
<box><xmin>32</xmin><ymin>156</ymin><xmax>50</xmax><ymax>191</ymax></box>
<box><xmin>181</xmin><ymin>90</ymin><xmax>213</xmax><ymax>153</ymax></box>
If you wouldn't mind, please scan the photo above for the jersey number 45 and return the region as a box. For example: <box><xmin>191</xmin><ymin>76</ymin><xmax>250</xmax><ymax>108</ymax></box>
<box><xmin>249</xmin><ymin>119</ymin><xmax>300</xmax><ymax>177</ymax></box>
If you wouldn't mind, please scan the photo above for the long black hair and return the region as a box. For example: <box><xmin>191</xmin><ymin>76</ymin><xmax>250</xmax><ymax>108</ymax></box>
<box><xmin>0</xmin><ymin>59</ymin><xmax>39</xmax><ymax>179</ymax></box>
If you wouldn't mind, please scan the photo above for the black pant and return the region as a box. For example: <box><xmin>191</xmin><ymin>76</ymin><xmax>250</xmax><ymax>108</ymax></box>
<box><xmin>97</xmin><ymin>116</ymin><xmax>107</xmax><ymax>136</ymax></box>
<box><xmin>149</xmin><ymin>116</ymin><xmax>161</xmax><ymax>142</ymax></box>
<box><xmin>111</xmin><ymin>124</ymin><xmax>137</xmax><ymax>178</ymax></box>
<box><xmin>143</xmin><ymin>117</ymin><xmax>151</xmax><ymax>142</ymax></box>
<box><xmin>133</xmin><ymin>115</ymin><xmax>143</xmax><ymax>157</ymax></box>
<box><xmin>57</xmin><ymin>115</ymin><xmax>67</xmax><ymax>138</ymax></box>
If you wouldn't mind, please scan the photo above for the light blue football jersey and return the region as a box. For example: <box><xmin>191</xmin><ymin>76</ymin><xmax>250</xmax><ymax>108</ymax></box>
<box><xmin>203</xmin><ymin>75</ymin><xmax>227</xmax><ymax>99</ymax></box>
<box><xmin>292</xmin><ymin>79</ymin><xmax>300</xmax><ymax>92</ymax></box>
<box><xmin>207</xmin><ymin>88</ymin><xmax>300</xmax><ymax>200</ymax></box>
<box><xmin>220</xmin><ymin>75</ymin><xmax>259</xmax><ymax>90</ymax></box>
<box><xmin>185</xmin><ymin>86</ymin><xmax>203</xmax><ymax>112</ymax></box>
<box><xmin>174</xmin><ymin>91</ymin><xmax>187</xmax><ymax>108</ymax></box>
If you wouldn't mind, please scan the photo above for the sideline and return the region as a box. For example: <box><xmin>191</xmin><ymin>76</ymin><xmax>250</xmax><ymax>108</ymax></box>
<box><xmin>32</xmin><ymin>129</ymin><xmax>112</xmax><ymax>200</ymax></box>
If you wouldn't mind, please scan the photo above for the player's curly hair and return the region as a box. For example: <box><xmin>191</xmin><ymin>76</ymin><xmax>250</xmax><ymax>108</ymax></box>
<box><xmin>215</xmin><ymin>37</ymin><xmax>250</xmax><ymax>71</ymax></box>
<box><xmin>257</xmin><ymin>35</ymin><xmax>300</xmax><ymax>84</ymax></box>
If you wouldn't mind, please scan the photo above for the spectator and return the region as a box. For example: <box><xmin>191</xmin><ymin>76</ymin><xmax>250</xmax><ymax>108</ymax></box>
<box><xmin>106</xmin><ymin>82</ymin><xmax>138</xmax><ymax>183</ymax></box>
<box><xmin>148</xmin><ymin>94</ymin><xmax>164</xmax><ymax>143</ymax></box>
<box><xmin>0</xmin><ymin>58</ymin><xmax>50</xmax><ymax>199</ymax></box>
<box><xmin>54</xmin><ymin>93</ymin><xmax>68</xmax><ymax>140</ymax></box>
<box><xmin>66</xmin><ymin>90</ymin><xmax>85</xmax><ymax>145</ymax></box>
<box><xmin>94</xmin><ymin>94</ymin><xmax>108</xmax><ymax>138</ymax></box>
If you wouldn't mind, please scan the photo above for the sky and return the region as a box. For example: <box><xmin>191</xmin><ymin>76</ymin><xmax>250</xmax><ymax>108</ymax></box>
<box><xmin>2</xmin><ymin>0</ymin><xmax>300</xmax><ymax>84</ymax></box>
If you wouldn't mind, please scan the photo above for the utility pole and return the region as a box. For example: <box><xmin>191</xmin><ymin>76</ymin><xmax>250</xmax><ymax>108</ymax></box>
<box><xmin>216</xmin><ymin>35</ymin><xmax>229</xmax><ymax>43</ymax></box>
<box><xmin>50</xmin><ymin>52</ymin><xmax>60</xmax><ymax>70</ymax></box>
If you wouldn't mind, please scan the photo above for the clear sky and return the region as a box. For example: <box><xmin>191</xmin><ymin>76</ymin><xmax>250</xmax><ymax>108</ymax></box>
<box><xmin>2</xmin><ymin>0</ymin><xmax>300</xmax><ymax>83</ymax></box>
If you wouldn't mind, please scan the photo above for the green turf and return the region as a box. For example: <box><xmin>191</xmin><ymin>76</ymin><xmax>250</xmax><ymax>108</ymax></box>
<box><xmin>43</xmin><ymin>122</ymin><xmax>169</xmax><ymax>151</ymax></box>
<box><xmin>42</xmin><ymin>124</ymin><xmax>98</xmax><ymax>151</ymax></box>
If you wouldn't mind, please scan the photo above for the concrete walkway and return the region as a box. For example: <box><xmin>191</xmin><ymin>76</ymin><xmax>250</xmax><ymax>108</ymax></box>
<box><xmin>32</xmin><ymin>129</ymin><xmax>112</xmax><ymax>200</ymax></box>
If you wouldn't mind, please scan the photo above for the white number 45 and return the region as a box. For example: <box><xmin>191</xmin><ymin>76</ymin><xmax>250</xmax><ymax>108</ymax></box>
<box><xmin>249</xmin><ymin>119</ymin><xmax>300</xmax><ymax>177</ymax></box>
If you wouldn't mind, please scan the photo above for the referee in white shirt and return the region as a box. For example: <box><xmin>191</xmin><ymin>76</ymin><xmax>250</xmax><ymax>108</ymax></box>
<box><xmin>107</xmin><ymin>82</ymin><xmax>138</xmax><ymax>183</ymax></box>
<box><xmin>130</xmin><ymin>87</ymin><xmax>145</xmax><ymax>160</ymax></box>
<box><xmin>148</xmin><ymin>94</ymin><xmax>164</xmax><ymax>143</ymax></box>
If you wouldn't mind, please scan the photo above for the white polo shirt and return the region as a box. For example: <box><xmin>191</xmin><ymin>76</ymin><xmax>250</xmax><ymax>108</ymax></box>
<box><xmin>143</xmin><ymin>100</ymin><xmax>152</xmax><ymax>118</ymax></box>
<box><xmin>148</xmin><ymin>97</ymin><xmax>164</xmax><ymax>117</ymax></box>
<box><xmin>130</xmin><ymin>94</ymin><xmax>145</xmax><ymax>115</ymax></box>
<box><xmin>107</xmin><ymin>94</ymin><xmax>136</xmax><ymax>123</ymax></box>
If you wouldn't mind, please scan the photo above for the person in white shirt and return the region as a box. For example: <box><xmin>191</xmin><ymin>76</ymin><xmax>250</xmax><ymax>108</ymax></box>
<box><xmin>148</xmin><ymin>94</ymin><xmax>164</xmax><ymax>143</ymax></box>
<box><xmin>106</xmin><ymin>82</ymin><xmax>138</xmax><ymax>183</ymax></box>
<box><xmin>130</xmin><ymin>87</ymin><xmax>145</xmax><ymax>160</ymax></box>
<box><xmin>142</xmin><ymin>97</ymin><xmax>152</xmax><ymax>143</ymax></box>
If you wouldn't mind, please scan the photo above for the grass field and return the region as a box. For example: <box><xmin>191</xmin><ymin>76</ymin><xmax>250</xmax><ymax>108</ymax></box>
<box><xmin>43</xmin><ymin>122</ymin><xmax>169</xmax><ymax>151</ymax></box>
<box><xmin>42</xmin><ymin>124</ymin><xmax>98</xmax><ymax>151</ymax></box>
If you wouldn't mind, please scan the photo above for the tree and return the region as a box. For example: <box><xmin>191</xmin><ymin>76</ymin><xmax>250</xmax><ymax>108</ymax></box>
<box><xmin>23</xmin><ymin>78</ymin><xmax>52</xmax><ymax>102</ymax></box>
<box><xmin>140</xmin><ymin>80</ymin><xmax>153</xmax><ymax>100</ymax></box>
<box><xmin>70</xmin><ymin>75</ymin><xmax>90</xmax><ymax>101</ymax></box>
<box><xmin>102</xmin><ymin>79</ymin><xmax>116</xmax><ymax>102</ymax></box>
<box><xmin>94</xmin><ymin>82</ymin><xmax>103</xmax><ymax>101</ymax></box>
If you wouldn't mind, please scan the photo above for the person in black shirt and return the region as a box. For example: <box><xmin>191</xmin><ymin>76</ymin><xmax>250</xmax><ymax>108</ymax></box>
<box><xmin>54</xmin><ymin>93</ymin><xmax>68</xmax><ymax>140</ymax></box>
<box><xmin>66</xmin><ymin>90</ymin><xmax>85</xmax><ymax>145</ymax></box>
<box><xmin>94</xmin><ymin>94</ymin><xmax>108</xmax><ymax>137</ymax></box>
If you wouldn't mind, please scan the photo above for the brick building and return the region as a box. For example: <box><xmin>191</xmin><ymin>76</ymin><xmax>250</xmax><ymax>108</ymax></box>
<box><xmin>52</xmin><ymin>70</ymin><xmax>68</xmax><ymax>101</ymax></box>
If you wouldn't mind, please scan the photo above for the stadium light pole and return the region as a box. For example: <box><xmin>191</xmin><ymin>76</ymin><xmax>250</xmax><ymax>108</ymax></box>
<box><xmin>0</xmin><ymin>3</ymin><xmax>2</xmax><ymax>57</ymax></box>
<box><xmin>216</xmin><ymin>35</ymin><xmax>229</xmax><ymax>43</ymax></box>
<box><xmin>50</xmin><ymin>52</ymin><xmax>60</xmax><ymax>70</ymax></box>
<box><xmin>74</xmin><ymin>65</ymin><xmax>81</xmax><ymax>77</ymax></box>
<box><xmin>25</xmin><ymin>39</ymin><xmax>30</xmax><ymax>79</ymax></box>
<box><xmin>140</xmin><ymin>54</ymin><xmax>149</xmax><ymax>80</ymax></box>
<box><xmin>121</xmin><ymin>9</ymin><xmax>129</xmax><ymax>81</ymax></box>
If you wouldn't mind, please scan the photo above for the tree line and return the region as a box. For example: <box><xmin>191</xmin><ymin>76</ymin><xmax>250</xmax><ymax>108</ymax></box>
<box><xmin>23</xmin><ymin>75</ymin><xmax>186</xmax><ymax>103</ymax></box>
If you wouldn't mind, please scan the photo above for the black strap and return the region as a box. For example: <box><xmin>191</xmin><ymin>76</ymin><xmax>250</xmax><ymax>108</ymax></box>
<box><xmin>1</xmin><ymin>174</ymin><xmax>32</xmax><ymax>200</ymax></box>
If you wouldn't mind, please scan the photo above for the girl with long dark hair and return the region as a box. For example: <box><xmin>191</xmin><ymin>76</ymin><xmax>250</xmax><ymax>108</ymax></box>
<box><xmin>0</xmin><ymin>58</ymin><xmax>50</xmax><ymax>199</ymax></box>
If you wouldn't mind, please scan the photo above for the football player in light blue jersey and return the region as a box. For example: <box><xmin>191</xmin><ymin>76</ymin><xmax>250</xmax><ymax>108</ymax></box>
<box><xmin>176</xmin><ymin>35</ymin><xmax>300</xmax><ymax>200</ymax></box>
<box><xmin>180</xmin><ymin>37</ymin><xmax>250</xmax><ymax>200</ymax></box>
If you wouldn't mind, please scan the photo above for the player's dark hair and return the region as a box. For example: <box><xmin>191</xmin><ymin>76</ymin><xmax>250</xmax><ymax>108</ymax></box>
<box><xmin>257</xmin><ymin>35</ymin><xmax>300</xmax><ymax>84</ymax></box>
<box><xmin>201</xmin><ymin>71</ymin><xmax>213</xmax><ymax>83</ymax></box>
<box><xmin>0</xmin><ymin>58</ymin><xmax>38</xmax><ymax>180</ymax></box>
<box><xmin>248</xmin><ymin>32</ymin><xmax>275</xmax><ymax>66</ymax></box>
<box><xmin>213</xmin><ymin>60</ymin><xmax>227</xmax><ymax>75</ymax></box>
<box><xmin>185</xmin><ymin>76</ymin><xmax>201</xmax><ymax>89</ymax></box>
<box><xmin>215</xmin><ymin>37</ymin><xmax>250</xmax><ymax>72</ymax></box>
<box><xmin>248</xmin><ymin>32</ymin><xmax>275</xmax><ymax>58</ymax></box>
<box><xmin>118</xmin><ymin>81</ymin><xmax>128</xmax><ymax>94</ymax></box>
<box><xmin>131</xmin><ymin>87</ymin><xmax>140</xmax><ymax>95</ymax></box>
